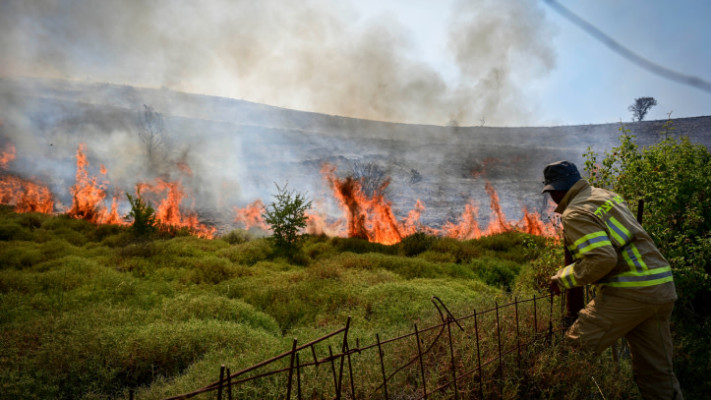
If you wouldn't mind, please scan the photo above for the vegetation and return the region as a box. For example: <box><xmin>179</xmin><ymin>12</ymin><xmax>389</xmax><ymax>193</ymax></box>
<box><xmin>263</xmin><ymin>183</ymin><xmax>311</xmax><ymax>260</ymax></box>
<box><xmin>125</xmin><ymin>193</ymin><xmax>158</xmax><ymax>237</ymax></box>
<box><xmin>1</xmin><ymin>204</ymin><xmax>599</xmax><ymax>399</ymax></box>
<box><xmin>2</xmin><ymin>119</ymin><xmax>708</xmax><ymax>398</ymax></box>
<box><xmin>584</xmin><ymin>120</ymin><xmax>711</xmax><ymax>398</ymax></box>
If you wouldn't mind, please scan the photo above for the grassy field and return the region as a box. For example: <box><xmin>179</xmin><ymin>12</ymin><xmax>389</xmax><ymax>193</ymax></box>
<box><xmin>1</xmin><ymin>206</ymin><xmax>644</xmax><ymax>399</ymax></box>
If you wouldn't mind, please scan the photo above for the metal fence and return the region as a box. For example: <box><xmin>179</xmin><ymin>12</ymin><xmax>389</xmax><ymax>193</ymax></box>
<box><xmin>148</xmin><ymin>292</ymin><xmax>568</xmax><ymax>400</ymax></box>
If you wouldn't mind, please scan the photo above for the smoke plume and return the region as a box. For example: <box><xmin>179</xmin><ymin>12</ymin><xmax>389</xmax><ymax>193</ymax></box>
<box><xmin>0</xmin><ymin>0</ymin><xmax>556</xmax><ymax>126</ymax></box>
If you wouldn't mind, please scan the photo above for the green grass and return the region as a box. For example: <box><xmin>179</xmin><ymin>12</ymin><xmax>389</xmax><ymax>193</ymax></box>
<box><xmin>0</xmin><ymin>208</ymin><xmax>683</xmax><ymax>399</ymax></box>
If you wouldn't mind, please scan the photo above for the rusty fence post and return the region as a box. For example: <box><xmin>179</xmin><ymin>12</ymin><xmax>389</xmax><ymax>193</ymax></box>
<box><xmin>226</xmin><ymin>367</ymin><xmax>233</xmax><ymax>400</ymax></box>
<box><xmin>533</xmin><ymin>295</ymin><xmax>537</xmax><ymax>336</ymax></box>
<box><xmin>295</xmin><ymin>354</ymin><xmax>302</xmax><ymax>400</ymax></box>
<box><xmin>328</xmin><ymin>346</ymin><xmax>338</xmax><ymax>397</ymax></box>
<box><xmin>376</xmin><ymin>334</ymin><xmax>389</xmax><ymax>400</ymax></box>
<box><xmin>217</xmin><ymin>365</ymin><xmax>225</xmax><ymax>400</ymax></box>
<box><xmin>336</xmin><ymin>317</ymin><xmax>351</xmax><ymax>400</ymax></box>
<box><xmin>446</xmin><ymin>317</ymin><xmax>459</xmax><ymax>400</ymax></box>
<box><xmin>473</xmin><ymin>309</ymin><xmax>484</xmax><ymax>399</ymax></box>
<box><xmin>414</xmin><ymin>324</ymin><xmax>428</xmax><ymax>400</ymax></box>
<box><xmin>286</xmin><ymin>339</ymin><xmax>298</xmax><ymax>400</ymax></box>
<box><xmin>129</xmin><ymin>389</ymin><xmax>134</xmax><ymax>400</ymax></box>
<box><xmin>345</xmin><ymin>342</ymin><xmax>356</xmax><ymax>400</ymax></box>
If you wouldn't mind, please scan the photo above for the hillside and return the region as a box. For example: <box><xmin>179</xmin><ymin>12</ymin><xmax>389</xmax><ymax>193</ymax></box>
<box><xmin>1</xmin><ymin>77</ymin><xmax>710</xmax><ymax>234</ymax></box>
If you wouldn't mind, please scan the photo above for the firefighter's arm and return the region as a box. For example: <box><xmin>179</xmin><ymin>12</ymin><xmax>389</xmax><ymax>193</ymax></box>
<box><xmin>551</xmin><ymin>211</ymin><xmax>618</xmax><ymax>290</ymax></box>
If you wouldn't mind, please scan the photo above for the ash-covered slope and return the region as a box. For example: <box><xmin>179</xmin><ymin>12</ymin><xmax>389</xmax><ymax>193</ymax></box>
<box><xmin>2</xmin><ymin>77</ymin><xmax>710</xmax><ymax>231</ymax></box>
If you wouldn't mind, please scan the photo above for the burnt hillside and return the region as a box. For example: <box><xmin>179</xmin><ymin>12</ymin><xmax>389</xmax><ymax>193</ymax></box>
<box><xmin>2</xmin><ymin>77</ymin><xmax>710</xmax><ymax>230</ymax></box>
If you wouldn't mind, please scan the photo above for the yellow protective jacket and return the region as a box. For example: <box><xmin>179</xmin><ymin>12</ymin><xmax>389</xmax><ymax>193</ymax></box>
<box><xmin>552</xmin><ymin>180</ymin><xmax>677</xmax><ymax>304</ymax></box>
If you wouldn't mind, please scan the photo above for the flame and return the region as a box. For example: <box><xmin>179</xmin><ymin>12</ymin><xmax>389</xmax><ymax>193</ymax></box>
<box><xmin>67</xmin><ymin>144</ymin><xmax>125</xmax><ymax>225</ymax></box>
<box><xmin>441</xmin><ymin>200</ymin><xmax>482</xmax><ymax>240</ymax></box>
<box><xmin>321</xmin><ymin>164</ymin><xmax>559</xmax><ymax>244</ymax></box>
<box><xmin>0</xmin><ymin>175</ymin><xmax>54</xmax><ymax>213</ymax></box>
<box><xmin>322</xmin><ymin>163</ymin><xmax>410</xmax><ymax>245</ymax></box>
<box><xmin>136</xmin><ymin>178</ymin><xmax>216</xmax><ymax>238</ymax></box>
<box><xmin>483</xmin><ymin>180</ymin><xmax>511</xmax><ymax>235</ymax></box>
<box><xmin>1</xmin><ymin>140</ymin><xmax>558</xmax><ymax>243</ymax></box>
<box><xmin>0</xmin><ymin>141</ymin><xmax>54</xmax><ymax>213</ymax></box>
<box><xmin>233</xmin><ymin>199</ymin><xmax>269</xmax><ymax>230</ymax></box>
<box><xmin>1</xmin><ymin>142</ymin><xmax>16</xmax><ymax>170</ymax></box>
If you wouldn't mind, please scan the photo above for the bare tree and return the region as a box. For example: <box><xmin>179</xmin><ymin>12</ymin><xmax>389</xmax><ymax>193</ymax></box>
<box><xmin>628</xmin><ymin>97</ymin><xmax>657</xmax><ymax>122</ymax></box>
<box><xmin>139</xmin><ymin>104</ymin><xmax>165</xmax><ymax>158</ymax></box>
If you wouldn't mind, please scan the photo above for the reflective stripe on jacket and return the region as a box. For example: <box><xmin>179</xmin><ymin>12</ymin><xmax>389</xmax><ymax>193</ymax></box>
<box><xmin>552</xmin><ymin>180</ymin><xmax>677</xmax><ymax>304</ymax></box>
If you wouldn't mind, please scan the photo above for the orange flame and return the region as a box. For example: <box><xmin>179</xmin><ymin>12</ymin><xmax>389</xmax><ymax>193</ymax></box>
<box><xmin>321</xmin><ymin>164</ymin><xmax>559</xmax><ymax>244</ymax></box>
<box><xmin>233</xmin><ymin>199</ymin><xmax>269</xmax><ymax>231</ymax></box>
<box><xmin>483</xmin><ymin>180</ymin><xmax>511</xmax><ymax>235</ymax></box>
<box><xmin>441</xmin><ymin>200</ymin><xmax>482</xmax><ymax>240</ymax></box>
<box><xmin>322</xmin><ymin>163</ymin><xmax>411</xmax><ymax>245</ymax></box>
<box><xmin>0</xmin><ymin>175</ymin><xmax>54</xmax><ymax>213</ymax></box>
<box><xmin>136</xmin><ymin>178</ymin><xmax>216</xmax><ymax>238</ymax></box>
<box><xmin>0</xmin><ymin>141</ymin><xmax>54</xmax><ymax>213</ymax></box>
<box><xmin>1</xmin><ymin>142</ymin><xmax>16</xmax><ymax>170</ymax></box>
<box><xmin>67</xmin><ymin>144</ymin><xmax>125</xmax><ymax>225</ymax></box>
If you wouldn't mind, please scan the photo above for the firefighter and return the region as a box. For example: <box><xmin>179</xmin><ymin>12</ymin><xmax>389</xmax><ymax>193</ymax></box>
<box><xmin>543</xmin><ymin>160</ymin><xmax>683</xmax><ymax>400</ymax></box>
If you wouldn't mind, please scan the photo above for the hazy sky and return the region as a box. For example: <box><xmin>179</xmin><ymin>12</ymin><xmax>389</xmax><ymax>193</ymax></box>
<box><xmin>1</xmin><ymin>0</ymin><xmax>710</xmax><ymax>126</ymax></box>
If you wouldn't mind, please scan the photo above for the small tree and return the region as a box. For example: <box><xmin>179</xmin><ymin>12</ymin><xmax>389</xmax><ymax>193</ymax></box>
<box><xmin>125</xmin><ymin>192</ymin><xmax>157</xmax><ymax>237</ymax></box>
<box><xmin>628</xmin><ymin>97</ymin><xmax>657</xmax><ymax>121</ymax></box>
<box><xmin>263</xmin><ymin>183</ymin><xmax>312</xmax><ymax>257</ymax></box>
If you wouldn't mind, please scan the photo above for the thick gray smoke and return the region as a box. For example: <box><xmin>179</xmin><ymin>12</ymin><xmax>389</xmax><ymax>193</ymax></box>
<box><xmin>0</xmin><ymin>0</ymin><xmax>556</xmax><ymax>126</ymax></box>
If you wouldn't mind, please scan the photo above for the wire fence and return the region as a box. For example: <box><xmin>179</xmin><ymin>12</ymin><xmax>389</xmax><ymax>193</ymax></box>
<box><xmin>142</xmin><ymin>292</ymin><xmax>569</xmax><ymax>400</ymax></box>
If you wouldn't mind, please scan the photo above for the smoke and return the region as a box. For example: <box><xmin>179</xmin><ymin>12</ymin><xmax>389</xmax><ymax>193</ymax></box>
<box><xmin>0</xmin><ymin>0</ymin><xmax>556</xmax><ymax>126</ymax></box>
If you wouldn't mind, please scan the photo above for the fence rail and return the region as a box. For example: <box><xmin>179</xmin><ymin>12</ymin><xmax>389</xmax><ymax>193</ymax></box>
<box><xmin>150</xmin><ymin>291</ymin><xmax>567</xmax><ymax>400</ymax></box>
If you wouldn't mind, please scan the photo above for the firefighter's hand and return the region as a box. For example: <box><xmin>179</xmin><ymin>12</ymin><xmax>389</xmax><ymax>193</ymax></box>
<box><xmin>549</xmin><ymin>276</ymin><xmax>561</xmax><ymax>295</ymax></box>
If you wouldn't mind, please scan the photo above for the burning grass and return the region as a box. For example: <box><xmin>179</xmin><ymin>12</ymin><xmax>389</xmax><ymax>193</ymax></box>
<box><xmin>1</xmin><ymin>141</ymin><xmax>559</xmax><ymax>246</ymax></box>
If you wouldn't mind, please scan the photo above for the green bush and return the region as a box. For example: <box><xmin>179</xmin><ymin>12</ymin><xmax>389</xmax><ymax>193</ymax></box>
<box><xmin>0</xmin><ymin>243</ymin><xmax>45</xmax><ymax>269</ymax></box>
<box><xmin>217</xmin><ymin>239</ymin><xmax>273</xmax><ymax>265</ymax></box>
<box><xmin>0</xmin><ymin>222</ymin><xmax>32</xmax><ymax>241</ymax></box>
<box><xmin>468</xmin><ymin>256</ymin><xmax>522</xmax><ymax>291</ymax></box>
<box><xmin>263</xmin><ymin>183</ymin><xmax>311</xmax><ymax>258</ymax></box>
<box><xmin>583</xmin><ymin>120</ymin><xmax>711</xmax><ymax>398</ymax></box>
<box><xmin>399</xmin><ymin>231</ymin><xmax>435</xmax><ymax>256</ymax></box>
<box><xmin>161</xmin><ymin>294</ymin><xmax>279</xmax><ymax>333</ymax></box>
<box><xmin>220</xmin><ymin>229</ymin><xmax>253</xmax><ymax>245</ymax></box>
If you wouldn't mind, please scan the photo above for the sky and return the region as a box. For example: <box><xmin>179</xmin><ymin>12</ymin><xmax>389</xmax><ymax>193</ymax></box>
<box><xmin>1</xmin><ymin>0</ymin><xmax>710</xmax><ymax>127</ymax></box>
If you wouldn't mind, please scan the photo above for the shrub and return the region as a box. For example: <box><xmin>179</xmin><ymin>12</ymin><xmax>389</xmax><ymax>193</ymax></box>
<box><xmin>183</xmin><ymin>256</ymin><xmax>236</xmax><ymax>284</ymax></box>
<box><xmin>399</xmin><ymin>231</ymin><xmax>435</xmax><ymax>256</ymax></box>
<box><xmin>583</xmin><ymin>120</ymin><xmax>711</xmax><ymax>398</ymax></box>
<box><xmin>0</xmin><ymin>222</ymin><xmax>32</xmax><ymax>241</ymax></box>
<box><xmin>468</xmin><ymin>256</ymin><xmax>522</xmax><ymax>291</ymax></box>
<box><xmin>161</xmin><ymin>294</ymin><xmax>279</xmax><ymax>333</ymax></box>
<box><xmin>217</xmin><ymin>239</ymin><xmax>272</xmax><ymax>265</ymax></box>
<box><xmin>220</xmin><ymin>229</ymin><xmax>253</xmax><ymax>245</ymax></box>
<box><xmin>125</xmin><ymin>193</ymin><xmax>158</xmax><ymax>237</ymax></box>
<box><xmin>263</xmin><ymin>183</ymin><xmax>311</xmax><ymax>258</ymax></box>
<box><xmin>332</xmin><ymin>236</ymin><xmax>394</xmax><ymax>254</ymax></box>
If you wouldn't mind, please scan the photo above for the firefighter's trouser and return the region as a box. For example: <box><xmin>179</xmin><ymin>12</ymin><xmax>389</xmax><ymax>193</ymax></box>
<box><xmin>566</xmin><ymin>293</ymin><xmax>683</xmax><ymax>400</ymax></box>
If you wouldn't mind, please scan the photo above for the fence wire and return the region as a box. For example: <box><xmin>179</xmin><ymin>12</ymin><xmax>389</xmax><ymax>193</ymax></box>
<box><xmin>148</xmin><ymin>291</ymin><xmax>567</xmax><ymax>400</ymax></box>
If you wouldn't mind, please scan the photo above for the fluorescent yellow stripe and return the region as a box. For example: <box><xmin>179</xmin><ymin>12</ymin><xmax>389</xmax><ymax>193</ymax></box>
<box><xmin>579</xmin><ymin>239</ymin><xmax>612</xmax><ymax>255</ymax></box>
<box><xmin>602</xmin><ymin>276</ymin><xmax>674</xmax><ymax>288</ymax></box>
<box><xmin>602</xmin><ymin>266</ymin><xmax>673</xmax><ymax>288</ymax></box>
<box><xmin>572</xmin><ymin>231</ymin><xmax>607</xmax><ymax>248</ymax></box>
<box><xmin>559</xmin><ymin>264</ymin><xmax>578</xmax><ymax>289</ymax></box>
